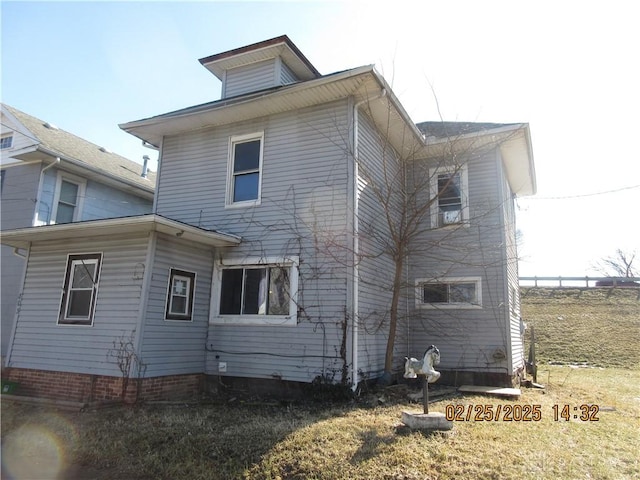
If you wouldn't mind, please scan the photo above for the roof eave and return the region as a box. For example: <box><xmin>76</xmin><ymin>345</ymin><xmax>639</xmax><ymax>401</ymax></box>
<box><xmin>119</xmin><ymin>65</ymin><xmax>375</xmax><ymax>142</ymax></box>
<box><xmin>0</xmin><ymin>214</ymin><xmax>241</xmax><ymax>250</ymax></box>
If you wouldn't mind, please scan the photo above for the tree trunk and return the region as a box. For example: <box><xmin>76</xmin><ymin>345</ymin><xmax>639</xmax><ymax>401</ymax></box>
<box><xmin>383</xmin><ymin>255</ymin><xmax>404</xmax><ymax>375</ymax></box>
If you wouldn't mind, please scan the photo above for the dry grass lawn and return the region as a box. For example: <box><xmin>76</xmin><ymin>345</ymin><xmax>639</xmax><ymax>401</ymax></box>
<box><xmin>1</xmin><ymin>287</ymin><xmax>639</xmax><ymax>479</ymax></box>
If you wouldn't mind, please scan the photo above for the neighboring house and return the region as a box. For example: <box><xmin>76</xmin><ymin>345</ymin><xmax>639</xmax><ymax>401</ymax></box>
<box><xmin>1</xmin><ymin>36</ymin><xmax>536</xmax><ymax>402</ymax></box>
<box><xmin>0</xmin><ymin>104</ymin><xmax>155</xmax><ymax>361</ymax></box>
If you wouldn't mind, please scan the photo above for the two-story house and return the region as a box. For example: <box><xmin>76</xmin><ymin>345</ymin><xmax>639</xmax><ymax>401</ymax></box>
<box><xmin>1</xmin><ymin>36</ymin><xmax>535</xmax><ymax>402</ymax></box>
<box><xmin>0</xmin><ymin>104</ymin><xmax>155</xmax><ymax>362</ymax></box>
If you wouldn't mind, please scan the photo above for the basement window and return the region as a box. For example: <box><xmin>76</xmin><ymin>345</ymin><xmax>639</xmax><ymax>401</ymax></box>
<box><xmin>58</xmin><ymin>253</ymin><xmax>102</xmax><ymax>325</ymax></box>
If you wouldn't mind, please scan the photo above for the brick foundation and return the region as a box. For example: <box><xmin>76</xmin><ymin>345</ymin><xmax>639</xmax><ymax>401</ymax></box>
<box><xmin>2</xmin><ymin>368</ymin><xmax>203</xmax><ymax>404</ymax></box>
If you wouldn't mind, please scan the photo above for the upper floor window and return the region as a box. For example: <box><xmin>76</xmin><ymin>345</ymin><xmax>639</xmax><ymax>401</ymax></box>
<box><xmin>165</xmin><ymin>268</ymin><xmax>196</xmax><ymax>321</ymax></box>
<box><xmin>52</xmin><ymin>173</ymin><xmax>86</xmax><ymax>224</ymax></box>
<box><xmin>0</xmin><ymin>134</ymin><xmax>13</xmax><ymax>149</ymax></box>
<box><xmin>58</xmin><ymin>253</ymin><xmax>102</xmax><ymax>325</ymax></box>
<box><xmin>227</xmin><ymin>133</ymin><xmax>263</xmax><ymax>207</ymax></box>
<box><xmin>430</xmin><ymin>165</ymin><xmax>469</xmax><ymax>227</ymax></box>
<box><xmin>212</xmin><ymin>256</ymin><xmax>299</xmax><ymax>326</ymax></box>
<box><xmin>415</xmin><ymin>277</ymin><xmax>482</xmax><ymax>309</ymax></box>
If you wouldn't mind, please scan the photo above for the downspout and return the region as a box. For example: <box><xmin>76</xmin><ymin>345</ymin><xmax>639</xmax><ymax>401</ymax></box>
<box><xmin>351</xmin><ymin>89</ymin><xmax>386</xmax><ymax>391</ymax></box>
<box><xmin>151</xmin><ymin>139</ymin><xmax>164</xmax><ymax>214</ymax></box>
<box><xmin>5</xmin><ymin>241</ymin><xmax>31</xmax><ymax>367</ymax></box>
<box><xmin>32</xmin><ymin>157</ymin><xmax>60</xmax><ymax>225</ymax></box>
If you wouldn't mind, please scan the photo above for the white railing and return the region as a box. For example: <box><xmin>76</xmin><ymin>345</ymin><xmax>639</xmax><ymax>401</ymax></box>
<box><xmin>519</xmin><ymin>276</ymin><xmax>640</xmax><ymax>288</ymax></box>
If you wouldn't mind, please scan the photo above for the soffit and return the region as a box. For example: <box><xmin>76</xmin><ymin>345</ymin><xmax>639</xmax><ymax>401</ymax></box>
<box><xmin>121</xmin><ymin>67</ymin><xmax>425</xmax><ymax>158</ymax></box>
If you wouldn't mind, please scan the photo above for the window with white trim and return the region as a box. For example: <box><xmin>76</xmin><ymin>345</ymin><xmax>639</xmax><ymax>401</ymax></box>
<box><xmin>212</xmin><ymin>257</ymin><xmax>298</xmax><ymax>325</ymax></box>
<box><xmin>165</xmin><ymin>268</ymin><xmax>196</xmax><ymax>321</ymax></box>
<box><xmin>227</xmin><ymin>133</ymin><xmax>263</xmax><ymax>206</ymax></box>
<box><xmin>0</xmin><ymin>134</ymin><xmax>13</xmax><ymax>149</ymax></box>
<box><xmin>52</xmin><ymin>173</ymin><xmax>86</xmax><ymax>224</ymax></box>
<box><xmin>416</xmin><ymin>277</ymin><xmax>482</xmax><ymax>309</ymax></box>
<box><xmin>430</xmin><ymin>165</ymin><xmax>468</xmax><ymax>227</ymax></box>
<box><xmin>58</xmin><ymin>253</ymin><xmax>102</xmax><ymax>325</ymax></box>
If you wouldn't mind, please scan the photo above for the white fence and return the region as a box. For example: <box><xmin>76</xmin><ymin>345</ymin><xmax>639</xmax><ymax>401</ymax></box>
<box><xmin>519</xmin><ymin>276</ymin><xmax>640</xmax><ymax>288</ymax></box>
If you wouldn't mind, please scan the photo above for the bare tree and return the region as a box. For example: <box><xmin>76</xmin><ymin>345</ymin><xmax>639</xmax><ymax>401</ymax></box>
<box><xmin>596</xmin><ymin>249</ymin><xmax>638</xmax><ymax>277</ymax></box>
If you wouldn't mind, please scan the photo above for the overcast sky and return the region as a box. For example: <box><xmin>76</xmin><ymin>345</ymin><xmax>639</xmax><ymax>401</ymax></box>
<box><xmin>2</xmin><ymin>1</ymin><xmax>638</xmax><ymax>277</ymax></box>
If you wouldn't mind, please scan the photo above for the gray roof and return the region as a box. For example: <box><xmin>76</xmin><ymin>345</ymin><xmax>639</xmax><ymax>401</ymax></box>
<box><xmin>2</xmin><ymin>103</ymin><xmax>155</xmax><ymax>190</ymax></box>
<box><xmin>416</xmin><ymin>121</ymin><xmax>520</xmax><ymax>139</ymax></box>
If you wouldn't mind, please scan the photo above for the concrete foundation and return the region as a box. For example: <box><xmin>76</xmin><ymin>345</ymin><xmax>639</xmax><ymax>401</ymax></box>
<box><xmin>401</xmin><ymin>411</ymin><xmax>453</xmax><ymax>431</ymax></box>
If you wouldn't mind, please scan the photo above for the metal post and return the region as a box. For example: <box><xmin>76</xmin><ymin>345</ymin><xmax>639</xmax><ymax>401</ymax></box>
<box><xmin>423</xmin><ymin>376</ymin><xmax>429</xmax><ymax>414</ymax></box>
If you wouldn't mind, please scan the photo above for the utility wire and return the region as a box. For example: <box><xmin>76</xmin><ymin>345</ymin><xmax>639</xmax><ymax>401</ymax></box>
<box><xmin>525</xmin><ymin>184</ymin><xmax>640</xmax><ymax>200</ymax></box>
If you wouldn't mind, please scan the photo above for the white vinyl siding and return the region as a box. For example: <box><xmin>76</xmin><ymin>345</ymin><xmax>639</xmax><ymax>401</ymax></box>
<box><xmin>407</xmin><ymin>149</ymin><xmax>510</xmax><ymax>374</ymax></box>
<box><xmin>139</xmin><ymin>235</ymin><xmax>214</xmax><ymax>377</ymax></box>
<box><xmin>280</xmin><ymin>62</ymin><xmax>298</xmax><ymax>84</ymax></box>
<box><xmin>6</xmin><ymin>234</ymin><xmax>148</xmax><ymax>376</ymax></box>
<box><xmin>223</xmin><ymin>59</ymin><xmax>277</xmax><ymax>98</ymax></box>
<box><xmin>354</xmin><ymin>112</ymin><xmax>403</xmax><ymax>379</ymax></box>
<box><xmin>156</xmin><ymin>101</ymin><xmax>351</xmax><ymax>383</ymax></box>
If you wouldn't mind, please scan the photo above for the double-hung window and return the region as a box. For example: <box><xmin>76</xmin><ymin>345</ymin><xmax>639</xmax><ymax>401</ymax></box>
<box><xmin>212</xmin><ymin>257</ymin><xmax>298</xmax><ymax>325</ymax></box>
<box><xmin>52</xmin><ymin>173</ymin><xmax>85</xmax><ymax>224</ymax></box>
<box><xmin>58</xmin><ymin>253</ymin><xmax>102</xmax><ymax>325</ymax></box>
<box><xmin>165</xmin><ymin>269</ymin><xmax>196</xmax><ymax>321</ymax></box>
<box><xmin>0</xmin><ymin>134</ymin><xmax>13</xmax><ymax>150</ymax></box>
<box><xmin>430</xmin><ymin>165</ymin><xmax>468</xmax><ymax>227</ymax></box>
<box><xmin>227</xmin><ymin>133</ymin><xmax>263</xmax><ymax>206</ymax></box>
<box><xmin>416</xmin><ymin>277</ymin><xmax>482</xmax><ymax>309</ymax></box>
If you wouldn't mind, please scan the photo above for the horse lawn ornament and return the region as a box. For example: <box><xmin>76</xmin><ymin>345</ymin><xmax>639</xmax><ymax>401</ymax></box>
<box><xmin>404</xmin><ymin>345</ymin><xmax>441</xmax><ymax>383</ymax></box>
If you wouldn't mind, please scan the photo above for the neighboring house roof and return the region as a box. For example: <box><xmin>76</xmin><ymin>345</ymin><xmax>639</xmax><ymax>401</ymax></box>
<box><xmin>0</xmin><ymin>214</ymin><xmax>240</xmax><ymax>250</ymax></box>
<box><xmin>417</xmin><ymin>121</ymin><xmax>521</xmax><ymax>139</ymax></box>
<box><xmin>1</xmin><ymin>103</ymin><xmax>155</xmax><ymax>195</ymax></box>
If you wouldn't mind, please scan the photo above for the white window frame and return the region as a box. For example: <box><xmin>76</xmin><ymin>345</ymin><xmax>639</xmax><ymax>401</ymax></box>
<box><xmin>58</xmin><ymin>253</ymin><xmax>103</xmax><ymax>326</ymax></box>
<box><xmin>165</xmin><ymin>268</ymin><xmax>196</xmax><ymax>321</ymax></box>
<box><xmin>0</xmin><ymin>133</ymin><xmax>14</xmax><ymax>150</ymax></box>
<box><xmin>415</xmin><ymin>276</ymin><xmax>482</xmax><ymax>309</ymax></box>
<box><xmin>51</xmin><ymin>172</ymin><xmax>86</xmax><ymax>224</ymax></box>
<box><xmin>429</xmin><ymin>165</ymin><xmax>469</xmax><ymax>228</ymax></box>
<box><xmin>210</xmin><ymin>256</ymin><xmax>299</xmax><ymax>326</ymax></box>
<box><xmin>225</xmin><ymin>132</ymin><xmax>264</xmax><ymax>208</ymax></box>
